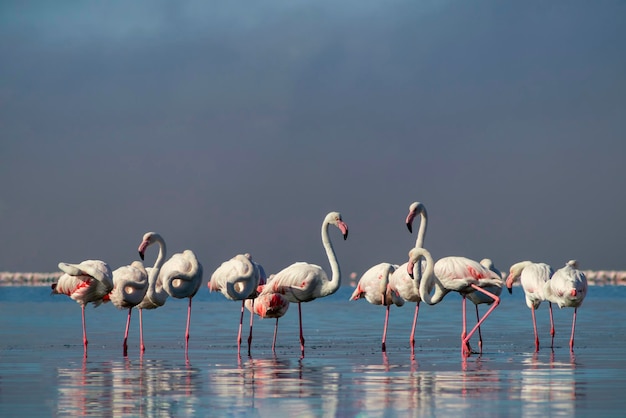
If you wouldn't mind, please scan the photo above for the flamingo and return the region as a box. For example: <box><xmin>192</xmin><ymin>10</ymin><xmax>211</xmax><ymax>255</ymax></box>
<box><xmin>109</xmin><ymin>261</ymin><xmax>148</xmax><ymax>356</ymax></box>
<box><xmin>388</xmin><ymin>201</ymin><xmax>428</xmax><ymax>352</ymax></box>
<box><xmin>209</xmin><ymin>253</ymin><xmax>267</xmax><ymax>355</ymax></box>
<box><xmin>350</xmin><ymin>263</ymin><xmax>404</xmax><ymax>352</ymax></box>
<box><xmin>139</xmin><ymin>232</ymin><xmax>202</xmax><ymax>353</ymax></box>
<box><xmin>414</xmin><ymin>252</ymin><xmax>502</xmax><ymax>357</ymax></box>
<box><xmin>543</xmin><ymin>260</ymin><xmax>588</xmax><ymax>352</ymax></box>
<box><xmin>136</xmin><ymin>232</ymin><xmax>169</xmax><ymax>352</ymax></box>
<box><xmin>245</xmin><ymin>277</ymin><xmax>290</xmax><ymax>354</ymax></box>
<box><xmin>258</xmin><ymin>211</ymin><xmax>348</xmax><ymax>358</ymax></box>
<box><xmin>505</xmin><ymin>261</ymin><xmax>554</xmax><ymax>352</ymax></box>
<box><xmin>465</xmin><ymin>258</ymin><xmax>504</xmax><ymax>353</ymax></box>
<box><xmin>51</xmin><ymin>260</ymin><xmax>113</xmax><ymax>357</ymax></box>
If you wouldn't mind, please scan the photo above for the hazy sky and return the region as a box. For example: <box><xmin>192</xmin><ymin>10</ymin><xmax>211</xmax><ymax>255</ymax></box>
<box><xmin>1</xmin><ymin>1</ymin><xmax>625</xmax><ymax>279</ymax></box>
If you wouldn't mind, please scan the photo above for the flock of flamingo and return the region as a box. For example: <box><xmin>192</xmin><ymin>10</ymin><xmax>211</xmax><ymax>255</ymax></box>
<box><xmin>51</xmin><ymin>203</ymin><xmax>588</xmax><ymax>359</ymax></box>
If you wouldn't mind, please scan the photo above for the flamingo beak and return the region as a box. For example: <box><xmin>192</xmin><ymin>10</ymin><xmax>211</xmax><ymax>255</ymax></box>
<box><xmin>139</xmin><ymin>251</ymin><xmax>145</xmax><ymax>261</ymax></box>
<box><xmin>407</xmin><ymin>260</ymin><xmax>414</xmax><ymax>279</ymax></box>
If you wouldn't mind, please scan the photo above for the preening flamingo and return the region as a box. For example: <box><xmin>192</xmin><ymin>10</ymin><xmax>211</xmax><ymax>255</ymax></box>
<box><xmin>505</xmin><ymin>261</ymin><xmax>554</xmax><ymax>352</ymax></box>
<box><xmin>109</xmin><ymin>261</ymin><xmax>148</xmax><ymax>356</ymax></box>
<box><xmin>258</xmin><ymin>211</ymin><xmax>348</xmax><ymax>358</ymax></box>
<box><xmin>209</xmin><ymin>253</ymin><xmax>267</xmax><ymax>355</ymax></box>
<box><xmin>543</xmin><ymin>260</ymin><xmax>588</xmax><ymax>352</ymax></box>
<box><xmin>51</xmin><ymin>260</ymin><xmax>113</xmax><ymax>356</ymax></box>
<box><xmin>388</xmin><ymin>201</ymin><xmax>428</xmax><ymax>352</ymax></box>
<box><xmin>138</xmin><ymin>232</ymin><xmax>204</xmax><ymax>354</ymax></box>
<box><xmin>350</xmin><ymin>263</ymin><xmax>404</xmax><ymax>352</ymax></box>
<box><xmin>415</xmin><ymin>253</ymin><xmax>502</xmax><ymax>357</ymax></box>
<box><xmin>136</xmin><ymin>232</ymin><xmax>169</xmax><ymax>352</ymax></box>
<box><xmin>245</xmin><ymin>277</ymin><xmax>290</xmax><ymax>354</ymax></box>
<box><xmin>465</xmin><ymin>258</ymin><xmax>504</xmax><ymax>353</ymax></box>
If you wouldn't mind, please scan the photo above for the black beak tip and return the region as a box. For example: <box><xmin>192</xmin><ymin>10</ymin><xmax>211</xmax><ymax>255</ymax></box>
<box><xmin>507</xmin><ymin>287</ymin><xmax>512</xmax><ymax>294</ymax></box>
<box><xmin>406</xmin><ymin>223</ymin><xmax>413</xmax><ymax>234</ymax></box>
<box><xmin>139</xmin><ymin>252</ymin><xmax>145</xmax><ymax>261</ymax></box>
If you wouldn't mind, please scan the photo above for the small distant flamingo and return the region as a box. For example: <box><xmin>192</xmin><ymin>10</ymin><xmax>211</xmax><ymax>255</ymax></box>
<box><xmin>258</xmin><ymin>211</ymin><xmax>348</xmax><ymax>358</ymax></box>
<box><xmin>109</xmin><ymin>261</ymin><xmax>148</xmax><ymax>356</ymax></box>
<box><xmin>389</xmin><ymin>201</ymin><xmax>428</xmax><ymax>352</ymax></box>
<box><xmin>139</xmin><ymin>232</ymin><xmax>204</xmax><ymax>354</ymax></box>
<box><xmin>245</xmin><ymin>277</ymin><xmax>290</xmax><ymax>354</ymax></box>
<box><xmin>466</xmin><ymin>259</ymin><xmax>504</xmax><ymax>353</ymax></box>
<box><xmin>543</xmin><ymin>260</ymin><xmax>588</xmax><ymax>352</ymax></box>
<box><xmin>350</xmin><ymin>263</ymin><xmax>404</xmax><ymax>352</ymax></box>
<box><xmin>209</xmin><ymin>253</ymin><xmax>267</xmax><ymax>355</ymax></box>
<box><xmin>51</xmin><ymin>260</ymin><xmax>113</xmax><ymax>357</ymax></box>
<box><xmin>136</xmin><ymin>232</ymin><xmax>169</xmax><ymax>352</ymax></box>
<box><xmin>505</xmin><ymin>261</ymin><xmax>554</xmax><ymax>352</ymax></box>
<box><xmin>414</xmin><ymin>252</ymin><xmax>502</xmax><ymax>357</ymax></box>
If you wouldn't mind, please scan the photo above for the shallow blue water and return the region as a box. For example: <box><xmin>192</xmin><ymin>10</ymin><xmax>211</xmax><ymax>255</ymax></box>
<box><xmin>1</xmin><ymin>285</ymin><xmax>625</xmax><ymax>417</ymax></box>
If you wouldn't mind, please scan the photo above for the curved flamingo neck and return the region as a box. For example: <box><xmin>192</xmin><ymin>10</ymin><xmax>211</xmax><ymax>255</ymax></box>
<box><xmin>320</xmin><ymin>220</ymin><xmax>341</xmax><ymax>297</ymax></box>
<box><xmin>418</xmin><ymin>252</ymin><xmax>448</xmax><ymax>305</ymax></box>
<box><xmin>147</xmin><ymin>236</ymin><xmax>167</xmax><ymax>305</ymax></box>
<box><xmin>414</xmin><ymin>208</ymin><xmax>428</xmax><ymax>249</ymax></box>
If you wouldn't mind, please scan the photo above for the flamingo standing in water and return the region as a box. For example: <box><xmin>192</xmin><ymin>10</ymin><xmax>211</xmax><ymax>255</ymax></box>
<box><xmin>388</xmin><ymin>201</ymin><xmax>429</xmax><ymax>352</ymax></box>
<box><xmin>350</xmin><ymin>263</ymin><xmax>404</xmax><ymax>352</ymax></box>
<box><xmin>543</xmin><ymin>260</ymin><xmax>588</xmax><ymax>352</ymax></box>
<box><xmin>109</xmin><ymin>261</ymin><xmax>148</xmax><ymax>356</ymax></box>
<box><xmin>505</xmin><ymin>261</ymin><xmax>554</xmax><ymax>352</ymax></box>
<box><xmin>258</xmin><ymin>211</ymin><xmax>348</xmax><ymax>358</ymax></box>
<box><xmin>51</xmin><ymin>260</ymin><xmax>113</xmax><ymax>357</ymax></box>
<box><xmin>209</xmin><ymin>253</ymin><xmax>267</xmax><ymax>355</ymax></box>
<box><xmin>136</xmin><ymin>232</ymin><xmax>169</xmax><ymax>352</ymax></box>
<box><xmin>139</xmin><ymin>232</ymin><xmax>204</xmax><ymax>354</ymax></box>
<box><xmin>465</xmin><ymin>258</ymin><xmax>504</xmax><ymax>354</ymax></box>
<box><xmin>245</xmin><ymin>276</ymin><xmax>290</xmax><ymax>354</ymax></box>
<box><xmin>414</xmin><ymin>251</ymin><xmax>502</xmax><ymax>357</ymax></box>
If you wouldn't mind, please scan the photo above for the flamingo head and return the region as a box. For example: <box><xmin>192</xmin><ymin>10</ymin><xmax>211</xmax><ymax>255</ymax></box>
<box><xmin>327</xmin><ymin>212</ymin><xmax>349</xmax><ymax>240</ymax></box>
<box><xmin>138</xmin><ymin>231</ymin><xmax>162</xmax><ymax>260</ymax></box>
<box><xmin>405</xmin><ymin>202</ymin><xmax>425</xmax><ymax>234</ymax></box>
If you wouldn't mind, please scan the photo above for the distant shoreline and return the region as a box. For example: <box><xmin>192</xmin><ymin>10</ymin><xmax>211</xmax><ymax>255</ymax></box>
<box><xmin>1</xmin><ymin>270</ymin><xmax>625</xmax><ymax>287</ymax></box>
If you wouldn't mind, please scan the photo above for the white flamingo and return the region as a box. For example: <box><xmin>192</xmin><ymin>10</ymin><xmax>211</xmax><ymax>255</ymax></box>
<box><xmin>389</xmin><ymin>201</ymin><xmax>428</xmax><ymax>352</ymax></box>
<box><xmin>51</xmin><ymin>260</ymin><xmax>113</xmax><ymax>357</ymax></box>
<box><xmin>136</xmin><ymin>232</ymin><xmax>168</xmax><ymax>352</ymax></box>
<box><xmin>415</xmin><ymin>252</ymin><xmax>502</xmax><ymax>357</ymax></box>
<box><xmin>109</xmin><ymin>261</ymin><xmax>148</xmax><ymax>356</ymax></box>
<box><xmin>466</xmin><ymin>258</ymin><xmax>504</xmax><ymax>353</ymax></box>
<box><xmin>505</xmin><ymin>261</ymin><xmax>554</xmax><ymax>352</ymax></box>
<box><xmin>350</xmin><ymin>263</ymin><xmax>404</xmax><ymax>352</ymax></box>
<box><xmin>245</xmin><ymin>276</ymin><xmax>290</xmax><ymax>354</ymax></box>
<box><xmin>258</xmin><ymin>211</ymin><xmax>348</xmax><ymax>358</ymax></box>
<box><xmin>209</xmin><ymin>253</ymin><xmax>267</xmax><ymax>355</ymax></box>
<box><xmin>543</xmin><ymin>260</ymin><xmax>588</xmax><ymax>352</ymax></box>
<box><xmin>138</xmin><ymin>232</ymin><xmax>204</xmax><ymax>354</ymax></box>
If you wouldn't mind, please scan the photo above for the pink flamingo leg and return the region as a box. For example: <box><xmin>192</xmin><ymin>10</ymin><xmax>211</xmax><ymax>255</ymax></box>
<box><xmin>382</xmin><ymin>304</ymin><xmax>390</xmax><ymax>352</ymax></box>
<box><xmin>139</xmin><ymin>308</ymin><xmax>146</xmax><ymax>352</ymax></box>
<box><xmin>569</xmin><ymin>307</ymin><xmax>578</xmax><ymax>352</ymax></box>
<box><xmin>409</xmin><ymin>302</ymin><xmax>420</xmax><ymax>353</ymax></box>
<box><xmin>81</xmin><ymin>305</ymin><xmax>88</xmax><ymax>357</ymax></box>
<box><xmin>123</xmin><ymin>308</ymin><xmax>132</xmax><ymax>357</ymax></box>
<box><xmin>549</xmin><ymin>302</ymin><xmax>555</xmax><ymax>349</ymax></box>
<box><xmin>298</xmin><ymin>303</ymin><xmax>305</xmax><ymax>358</ymax></box>
<box><xmin>237</xmin><ymin>300</ymin><xmax>245</xmax><ymax>355</ymax></box>
<box><xmin>272</xmin><ymin>318</ymin><xmax>279</xmax><ymax>353</ymax></box>
<box><xmin>531</xmin><ymin>308</ymin><xmax>539</xmax><ymax>352</ymax></box>
<box><xmin>461</xmin><ymin>296</ymin><xmax>470</xmax><ymax>356</ymax></box>
<box><xmin>247</xmin><ymin>300</ymin><xmax>255</xmax><ymax>357</ymax></box>
<box><xmin>185</xmin><ymin>297</ymin><xmax>192</xmax><ymax>353</ymax></box>
<box><xmin>462</xmin><ymin>285</ymin><xmax>500</xmax><ymax>355</ymax></box>
<box><xmin>475</xmin><ymin>305</ymin><xmax>483</xmax><ymax>354</ymax></box>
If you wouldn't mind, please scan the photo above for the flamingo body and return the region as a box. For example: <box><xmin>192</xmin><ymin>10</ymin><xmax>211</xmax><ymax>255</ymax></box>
<box><xmin>110</xmin><ymin>261</ymin><xmax>148</xmax><ymax>355</ymax></box>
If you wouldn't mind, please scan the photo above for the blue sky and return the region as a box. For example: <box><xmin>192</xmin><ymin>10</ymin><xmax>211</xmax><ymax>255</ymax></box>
<box><xmin>1</xmin><ymin>1</ymin><xmax>625</xmax><ymax>278</ymax></box>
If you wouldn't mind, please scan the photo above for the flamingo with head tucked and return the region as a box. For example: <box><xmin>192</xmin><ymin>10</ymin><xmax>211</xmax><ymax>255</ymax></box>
<box><xmin>51</xmin><ymin>259</ymin><xmax>113</xmax><ymax>357</ymax></box>
<box><xmin>414</xmin><ymin>252</ymin><xmax>502</xmax><ymax>357</ymax></box>
<box><xmin>506</xmin><ymin>261</ymin><xmax>554</xmax><ymax>352</ymax></box>
<box><xmin>350</xmin><ymin>263</ymin><xmax>404</xmax><ymax>352</ymax></box>
<box><xmin>258</xmin><ymin>211</ymin><xmax>348</xmax><ymax>358</ymax></box>
<box><xmin>138</xmin><ymin>232</ymin><xmax>203</xmax><ymax>354</ymax></box>
<box><xmin>109</xmin><ymin>261</ymin><xmax>148</xmax><ymax>356</ymax></box>
<box><xmin>209</xmin><ymin>253</ymin><xmax>267</xmax><ymax>355</ymax></box>
<box><xmin>543</xmin><ymin>260</ymin><xmax>587</xmax><ymax>352</ymax></box>
<box><xmin>245</xmin><ymin>276</ymin><xmax>290</xmax><ymax>354</ymax></box>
